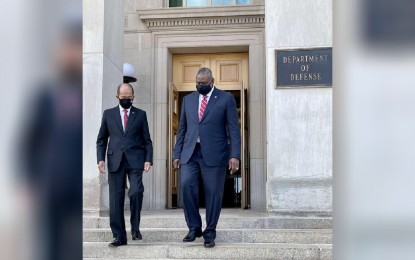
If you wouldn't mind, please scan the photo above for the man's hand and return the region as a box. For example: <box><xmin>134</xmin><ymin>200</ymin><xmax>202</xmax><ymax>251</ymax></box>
<box><xmin>144</xmin><ymin>162</ymin><xmax>152</xmax><ymax>172</ymax></box>
<box><xmin>173</xmin><ymin>159</ymin><xmax>180</xmax><ymax>169</ymax></box>
<box><xmin>228</xmin><ymin>158</ymin><xmax>240</xmax><ymax>174</ymax></box>
<box><xmin>98</xmin><ymin>161</ymin><xmax>106</xmax><ymax>174</ymax></box>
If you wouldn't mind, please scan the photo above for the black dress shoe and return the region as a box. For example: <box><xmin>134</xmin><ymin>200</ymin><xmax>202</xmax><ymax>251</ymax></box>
<box><xmin>204</xmin><ymin>239</ymin><xmax>215</xmax><ymax>248</ymax></box>
<box><xmin>132</xmin><ymin>231</ymin><xmax>143</xmax><ymax>240</ymax></box>
<box><xmin>183</xmin><ymin>230</ymin><xmax>202</xmax><ymax>242</ymax></box>
<box><xmin>108</xmin><ymin>238</ymin><xmax>127</xmax><ymax>247</ymax></box>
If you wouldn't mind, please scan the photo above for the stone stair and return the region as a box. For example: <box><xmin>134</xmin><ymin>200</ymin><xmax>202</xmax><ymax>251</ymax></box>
<box><xmin>83</xmin><ymin>209</ymin><xmax>332</xmax><ymax>259</ymax></box>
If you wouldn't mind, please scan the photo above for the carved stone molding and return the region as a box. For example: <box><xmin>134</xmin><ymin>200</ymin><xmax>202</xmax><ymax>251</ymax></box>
<box><xmin>138</xmin><ymin>5</ymin><xmax>265</xmax><ymax>31</ymax></box>
<box><xmin>147</xmin><ymin>16</ymin><xmax>264</xmax><ymax>30</ymax></box>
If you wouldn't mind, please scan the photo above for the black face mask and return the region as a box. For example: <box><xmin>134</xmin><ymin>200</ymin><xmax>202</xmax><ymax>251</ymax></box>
<box><xmin>119</xmin><ymin>98</ymin><xmax>133</xmax><ymax>109</ymax></box>
<box><xmin>196</xmin><ymin>84</ymin><xmax>212</xmax><ymax>95</ymax></box>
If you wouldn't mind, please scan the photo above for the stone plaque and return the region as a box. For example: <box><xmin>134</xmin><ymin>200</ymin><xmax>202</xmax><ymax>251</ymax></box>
<box><xmin>276</xmin><ymin>48</ymin><xmax>332</xmax><ymax>87</ymax></box>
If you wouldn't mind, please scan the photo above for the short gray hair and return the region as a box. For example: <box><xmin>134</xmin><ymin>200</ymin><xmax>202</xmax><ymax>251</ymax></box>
<box><xmin>197</xmin><ymin>67</ymin><xmax>213</xmax><ymax>79</ymax></box>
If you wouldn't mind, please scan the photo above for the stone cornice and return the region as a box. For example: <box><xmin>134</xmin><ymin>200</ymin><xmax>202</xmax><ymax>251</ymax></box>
<box><xmin>137</xmin><ymin>5</ymin><xmax>265</xmax><ymax>31</ymax></box>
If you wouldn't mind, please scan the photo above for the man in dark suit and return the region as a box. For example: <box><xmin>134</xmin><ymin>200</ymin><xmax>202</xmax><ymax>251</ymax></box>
<box><xmin>173</xmin><ymin>67</ymin><xmax>241</xmax><ymax>248</ymax></box>
<box><xmin>97</xmin><ymin>83</ymin><xmax>153</xmax><ymax>247</ymax></box>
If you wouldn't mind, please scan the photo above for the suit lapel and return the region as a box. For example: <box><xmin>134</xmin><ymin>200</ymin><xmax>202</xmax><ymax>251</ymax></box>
<box><xmin>113</xmin><ymin>107</ymin><xmax>124</xmax><ymax>134</ymax></box>
<box><xmin>124</xmin><ymin>107</ymin><xmax>137</xmax><ymax>134</ymax></box>
<box><xmin>200</xmin><ymin>88</ymin><xmax>219</xmax><ymax>123</ymax></box>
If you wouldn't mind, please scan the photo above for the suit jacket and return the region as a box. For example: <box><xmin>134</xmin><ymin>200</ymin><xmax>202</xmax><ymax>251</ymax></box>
<box><xmin>97</xmin><ymin>106</ymin><xmax>153</xmax><ymax>172</ymax></box>
<box><xmin>174</xmin><ymin>87</ymin><xmax>241</xmax><ymax>167</ymax></box>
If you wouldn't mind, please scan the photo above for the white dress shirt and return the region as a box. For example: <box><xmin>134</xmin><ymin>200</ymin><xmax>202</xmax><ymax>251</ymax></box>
<box><xmin>198</xmin><ymin>86</ymin><xmax>214</xmax><ymax>112</ymax></box>
<box><xmin>197</xmin><ymin>87</ymin><xmax>214</xmax><ymax>142</ymax></box>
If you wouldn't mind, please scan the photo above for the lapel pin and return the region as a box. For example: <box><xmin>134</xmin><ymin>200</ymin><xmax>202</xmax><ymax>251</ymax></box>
<box><xmin>214</xmin><ymin>96</ymin><xmax>217</xmax><ymax>98</ymax></box>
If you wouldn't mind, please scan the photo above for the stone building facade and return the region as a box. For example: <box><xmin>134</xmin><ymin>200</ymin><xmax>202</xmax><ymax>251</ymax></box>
<box><xmin>83</xmin><ymin>0</ymin><xmax>332</xmax><ymax>217</ymax></box>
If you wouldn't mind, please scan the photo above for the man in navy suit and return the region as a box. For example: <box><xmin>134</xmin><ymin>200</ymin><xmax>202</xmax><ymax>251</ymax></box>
<box><xmin>173</xmin><ymin>67</ymin><xmax>241</xmax><ymax>248</ymax></box>
<box><xmin>97</xmin><ymin>83</ymin><xmax>153</xmax><ymax>247</ymax></box>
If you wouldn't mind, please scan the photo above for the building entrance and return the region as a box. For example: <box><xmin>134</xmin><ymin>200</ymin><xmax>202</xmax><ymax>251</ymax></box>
<box><xmin>167</xmin><ymin>53</ymin><xmax>250</xmax><ymax>209</ymax></box>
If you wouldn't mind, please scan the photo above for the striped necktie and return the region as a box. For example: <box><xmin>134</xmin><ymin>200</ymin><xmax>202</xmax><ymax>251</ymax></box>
<box><xmin>199</xmin><ymin>95</ymin><xmax>208</xmax><ymax>122</ymax></box>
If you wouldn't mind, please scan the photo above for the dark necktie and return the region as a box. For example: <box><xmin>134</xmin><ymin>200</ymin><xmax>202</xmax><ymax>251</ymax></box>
<box><xmin>123</xmin><ymin>109</ymin><xmax>128</xmax><ymax>131</ymax></box>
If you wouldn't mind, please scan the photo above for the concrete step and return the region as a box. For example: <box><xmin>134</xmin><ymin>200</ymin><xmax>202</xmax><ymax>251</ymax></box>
<box><xmin>83</xmin><ymin>228</ymin><xmax>332</xmax><ymax>244</ymax></box>
<box><xmin>83</xmin><ymin>242</ymin><xmax>332</xmax><ymax>259</ymax></box>
<box><xmin>83</xmin><ymin>216</ymin><xmax>332</xmax><ymax>230</ymax></box>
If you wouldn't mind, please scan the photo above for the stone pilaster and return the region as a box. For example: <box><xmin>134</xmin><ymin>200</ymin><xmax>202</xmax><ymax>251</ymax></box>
<box><xmin>83</xmin><ymin>0</ymin><xmax>124</xmax><ymax>215</ymax></box>
<box><xmin>265</xmin><ymin>0</ymin><xmax>332</xmax><ymax>215</ymax></box>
